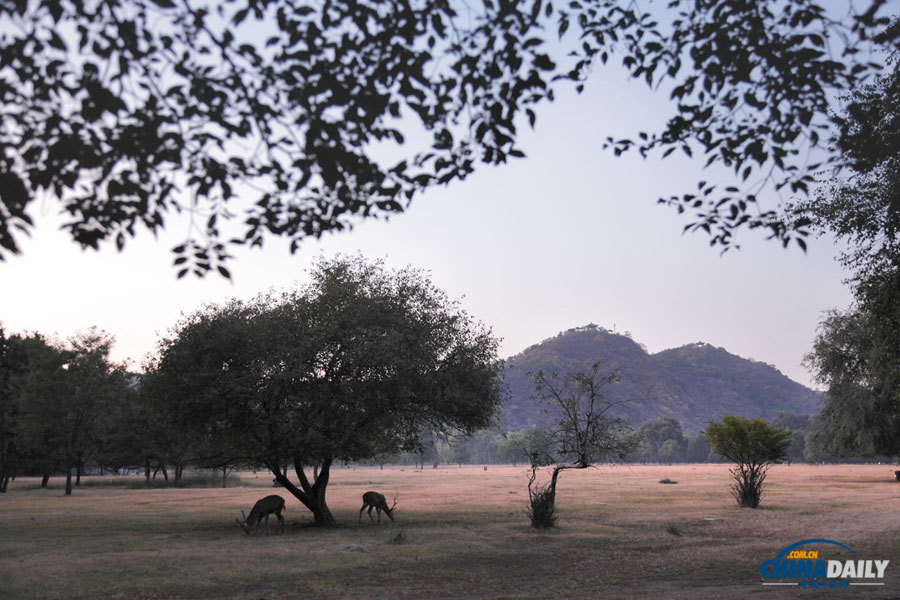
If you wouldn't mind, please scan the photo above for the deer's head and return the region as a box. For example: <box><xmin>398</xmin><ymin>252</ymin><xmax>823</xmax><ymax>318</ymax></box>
<box><xmin>235</xmin><ymin>510</ymin><xmax>252</xmax><ymax>534</ymax></box>
<box><xmin>385</xmin><ymin>496</ymin><xmax>398</xmax><ymax>520</ymax></box>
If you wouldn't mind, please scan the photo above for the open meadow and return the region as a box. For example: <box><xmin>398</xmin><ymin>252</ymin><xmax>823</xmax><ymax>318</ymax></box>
<box><xmin>1</xmin><ymin>464</ymin><xmax>898</xmax><ymax>599</ymax></box>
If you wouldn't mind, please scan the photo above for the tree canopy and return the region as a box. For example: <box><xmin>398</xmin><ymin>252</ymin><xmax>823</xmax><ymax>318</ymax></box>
<box><xmin>704</xmin><ymin>416</ymin><xmax>790</xmax><ymax>508</ymax></box>
<box><xmin>804</xmin><ymin>296</ymin><xmax>899</xmax><ymax>459</ymax></box>
<box><xmin>149</xmin><ymin>255</ymin><xmax>503</xmax><ymax>524</ymax></box>
<box><xmin>798</xmin><ymin>20</ymin><xmax>899</xmax><ymax>461</ymax></box>
<box><xmin>1</xmin><ymin>0</ymin><xmax>895</xmax><ymax>276</ymax></box>
<box><xmin>798</xmin><ymin>19</ymin><xmax>900</xmax><ymax>284</ymax></box>
<box><xmin>6</xmin><ymin>329</ymin><xmax>128</xmax><ymax>494</ymax></box>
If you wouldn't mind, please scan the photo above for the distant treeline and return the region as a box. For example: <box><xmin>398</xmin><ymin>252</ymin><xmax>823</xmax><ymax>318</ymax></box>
<box><xmin>1</xmin><ymin>327</ymin><xmax>889</xmax><ymax>496</ymax></box>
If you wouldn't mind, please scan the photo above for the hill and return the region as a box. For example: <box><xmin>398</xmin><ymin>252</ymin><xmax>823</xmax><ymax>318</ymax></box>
<box><xmin>501</xmin><ymin>324</ymin><xmax>820</xmax><ymax>431</ymax></box>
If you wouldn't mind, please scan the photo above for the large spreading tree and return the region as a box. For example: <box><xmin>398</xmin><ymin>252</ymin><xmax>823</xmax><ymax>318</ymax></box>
<box><xmin>1</xmin><ymin>1</ymin><xmax>895</xmax><ymax>275</ymax></box>
<box><xmin>149</xmin><ymin>255</ymin><xmax>503</xmax><ymax>525</ymax></box>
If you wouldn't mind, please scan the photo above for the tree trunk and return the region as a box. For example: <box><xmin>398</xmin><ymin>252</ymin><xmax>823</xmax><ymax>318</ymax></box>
<box><xmin>65</xmin><ymin>465</ymin><xmax>73</xmax><ymax>496</ymax></box>
<box><xmin>175</xmin><ymin>464</ymin><xmax>183</xmax><ymax>481</ymax></box>
<box><xmin>548</xmin><ymin>463</ymin><xmax>588</xmax><ymax>504</ymax></box>
<box><xmin>41</xmin><ymin>471</ymin><xmax>50</xmax><ymax>488</ymax></box>
<box><xmin>75</xmin><ymin>462</ymin><xmax>82</xmax><ymax>486</ymax></box>
<box><xmin>271</xmin><ymin>457</ymin><xmax>336</xmax><ymax>527</ymax></box>
<box><xmin>144</xmin><ymin>458</ymin><xmax>151</xmax><ymax>482</ymax></box>
<box><xmin>159</xmin><ymin>462</ymin><xmax>169</xmax><ymax>482</ymax></box>
<box><xmin>221</xmin><ymin>465</ymin><xmax>228</xmax><ymax>488</ymax></box>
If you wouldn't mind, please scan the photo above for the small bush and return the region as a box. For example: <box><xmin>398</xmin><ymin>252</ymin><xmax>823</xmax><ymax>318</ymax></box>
<box><xmin>527</xmin><ymin>483</ymin><xmax>557</xmax><ymax>529</ymax></box>
<box><xmin>658</xmin><ymin>478</ymin><xmax>678</xmax><ymax>484</ymax></box>
<box><xmin>664</xmin><ymin>522</ymin><xmax>684</xmax><ymax>536</ymax></box>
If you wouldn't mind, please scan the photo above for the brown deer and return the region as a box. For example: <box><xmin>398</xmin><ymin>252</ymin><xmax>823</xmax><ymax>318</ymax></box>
<box><xmin>359</xmin><ymin>491</ymin><xmax>396</xmax><ymax>523</ymax></box>
<box><xmin>236</xmin><ymin>495</ymin><xmax>285</xmax><ymax>535</ymax></box>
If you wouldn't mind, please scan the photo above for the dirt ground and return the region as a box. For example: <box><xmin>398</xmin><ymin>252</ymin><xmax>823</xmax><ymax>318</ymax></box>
<box><xmin>0</xmin><ymin>463</ymin><xmax>897</xmax><ymax>599</ymax></box>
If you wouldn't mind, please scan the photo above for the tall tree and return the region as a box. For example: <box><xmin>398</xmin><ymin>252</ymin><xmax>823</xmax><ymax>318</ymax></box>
<box><xmin>804</xmin><ymin>300</ymin><xmax>899</xmax><ymax>459</ymax></box>
<box><xmin>524</xmin><ymin>362</ymin><xmax>636</xmax><ymax>528</ymax></box>
<box><xmin>799</xmin><ymin>23</ymin><xmax>900</xmax><ymax>461</ymax></box>
<box><xmin>0</xmin><ymin>326</ymin><xmax>25</xmax><ymax>492</ymax></box>
<box><xmin>12</xmin><ymin>330</ymin><xmax>127</xmax><ymax>494</ymax></box>
<box><xmin>11</xmin><ymin>334</ymin><xmax>69</xmax><ymax>489</ymax></box>
<box><xmin>1</xmin><ymin>1</ymin><xmax>893</xmax><ymax>275</ymax></box>
<box><xmin>152</xmin><ymin>255</ymin><xmax>503</xmax><ymax>525</ymax></box>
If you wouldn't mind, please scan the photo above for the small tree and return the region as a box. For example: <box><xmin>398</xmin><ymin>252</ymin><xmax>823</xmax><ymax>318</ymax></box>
<box><xmin>704</xmin><ymin>417</ymin><xmax>791</xmax><ymax>508</ymax></box>
<box><xmin>524</xmin><ymin>363</ymin><xmax>636</xmax><ymax>528</ymax></box>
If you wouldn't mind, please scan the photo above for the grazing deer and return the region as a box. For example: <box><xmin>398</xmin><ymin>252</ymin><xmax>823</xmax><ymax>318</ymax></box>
<box><xmin>236</xmin><ymin>495</ymin><xmax>285</xmax><ymax>535</ymax></box>
<box><xmin>359</xmin><ymin>491</ymin><xmax>396</xmax><ymax>524</ymax></box>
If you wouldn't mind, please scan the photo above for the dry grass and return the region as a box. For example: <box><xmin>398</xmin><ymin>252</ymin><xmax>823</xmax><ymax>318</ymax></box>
<box><xmin>1</xmin><ymin>464</ymin><xmax>898</xmax><ymax>599</ymax></box>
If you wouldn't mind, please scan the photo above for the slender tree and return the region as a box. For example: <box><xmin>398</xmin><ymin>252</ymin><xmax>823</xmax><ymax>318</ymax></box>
<box><xmin>524</xmin><ymin>362</ymin><xmax>636</xmax><ymax>528</ymax></box>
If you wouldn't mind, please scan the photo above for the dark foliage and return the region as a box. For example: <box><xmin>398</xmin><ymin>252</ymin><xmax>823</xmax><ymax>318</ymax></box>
<box><xmin>0</xmin><ymin>1</ymin><xmax>894</xmax><ymax>275</ymax></box>
<box><xmin>795</xmin><ymin>20</ymin><xmax>900</xmax><ymax>462</ymax></box>
<box><xmin>150</xmin><ymin>255</ymin><xmax>503</xmax><ymax>525</ymax></box>
<box><xmin>526</xmin><ymin>481</ymin><xmax>557</xmax><ymax>529</ymax></box>
<box><xmin>804</xmin><ymin>275</ymin><xmax>900</xmax><ymax>459</ymax></box>
<box><xmin>798</xmin><ymin>22</ymin><xmax>900</xmax><ymax>283</ymax></box>
<box><xmin>0</xmin><ymin>0</ymin><xmax>552</xmax><ymax>275</ymax></box>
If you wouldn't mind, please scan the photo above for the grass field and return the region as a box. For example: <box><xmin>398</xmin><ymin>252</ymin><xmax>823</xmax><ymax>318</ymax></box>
<box><xmin>1</xmin><ymin>464</ymin><xmax>898</xmax><ymax>599</ymax></box>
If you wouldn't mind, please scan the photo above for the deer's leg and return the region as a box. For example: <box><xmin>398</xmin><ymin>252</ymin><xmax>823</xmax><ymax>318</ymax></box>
<box><xmin>367</xmin><ymin>505</ymin><xmax>375</xmax><ymax>522</ymax></box>
<box><xmin>359</xmin><ymin>504</ymin><xmax>366</xmax><ymax>524</ymax></box>
<box><xmin>376</xmin><ymin>507</ymin><xmax>382</xmax><ymax>523</ymax></box>
<box><xmin>276</xmin><ymin>510</ymin><xmax>284</xmax><ymax>534</ymax></box>
<box><xmin>264</xmin><ymin>514</ymin><xmax>270</xmax><ymax>536</ymax></box>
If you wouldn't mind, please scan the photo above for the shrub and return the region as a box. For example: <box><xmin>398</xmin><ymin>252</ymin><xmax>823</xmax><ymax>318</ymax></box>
<box><xmin>705</xmin><ymin>416</ymin><xmax>790</xmax><ymax>508</ymax></box>
<box><xmin>527</xmin><ymin>482</ymin><xmax>558</xmax><ymax>529</ymax></box>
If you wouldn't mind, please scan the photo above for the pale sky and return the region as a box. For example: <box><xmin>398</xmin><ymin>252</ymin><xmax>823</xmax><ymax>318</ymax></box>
<box><xmin>0</xmin><ymin>61</ymin><xmax>852</xmax><ymax>389</ymax></box>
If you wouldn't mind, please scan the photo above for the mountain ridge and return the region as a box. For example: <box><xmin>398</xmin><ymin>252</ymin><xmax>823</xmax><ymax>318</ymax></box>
<box><xmin>501</xmin><ymin>324</ymin><xmax>820</xmax><ymax>431</ymax></box>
